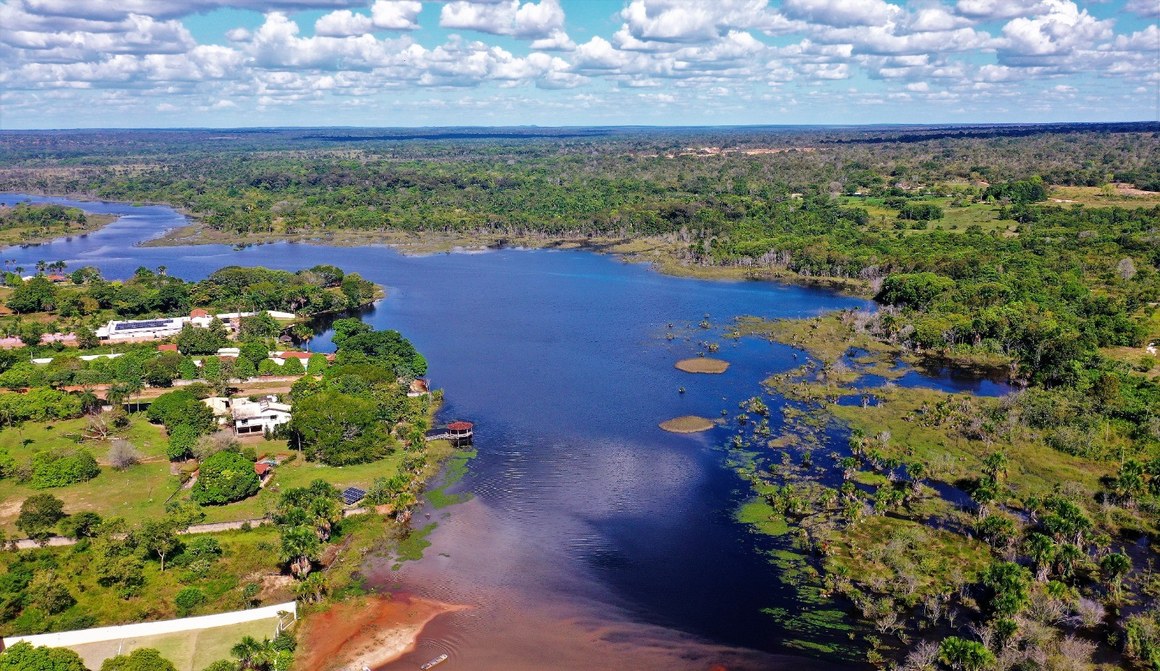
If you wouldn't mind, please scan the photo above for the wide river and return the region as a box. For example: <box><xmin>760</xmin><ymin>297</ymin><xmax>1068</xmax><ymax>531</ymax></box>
<box><xmin>0</xmin><ymin>194</ymin><xmax>1006</xmax><ymax>670</ymax></box>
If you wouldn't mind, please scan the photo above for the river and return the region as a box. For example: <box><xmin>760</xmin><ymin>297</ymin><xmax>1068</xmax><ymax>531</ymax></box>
<box><xmin>0</xmin><ymin>194</ymin><xmax>1008</xmax><ymax>670</ymax></box>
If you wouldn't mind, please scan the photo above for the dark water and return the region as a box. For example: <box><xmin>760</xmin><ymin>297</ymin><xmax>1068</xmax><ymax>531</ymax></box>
<box><xmin>0</xmin><ymin>194</ymin><xmax>1002</xmax><ymax>670</ymax></box>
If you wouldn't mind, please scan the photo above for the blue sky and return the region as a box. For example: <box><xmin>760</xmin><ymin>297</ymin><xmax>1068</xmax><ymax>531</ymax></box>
<box><xmin>0</xmin><ymin>0</ymin><xmax>1156</xmax><ymax>128</ymax></box>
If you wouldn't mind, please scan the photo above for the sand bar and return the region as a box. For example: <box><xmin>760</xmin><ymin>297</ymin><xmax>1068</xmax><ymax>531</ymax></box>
<box><xmin>660</xmin><ymin>416</ymin><xmax>716</xmax><ymax>433</ymax></box>
<box><xmin>675</xmin><ymin>357</ymin><xmax>729</xmax><ymax>374</ymax></box>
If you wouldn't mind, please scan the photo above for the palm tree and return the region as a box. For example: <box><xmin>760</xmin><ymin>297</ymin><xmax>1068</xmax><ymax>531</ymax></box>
<box><xmin>972</xmin><ymin>477</ymin><xmax>999</xmax><ymax>518</ymax></box>
<box><xmin>231</xmin><ymin>636</ymin><xmax>265</xmax><ymax>670</ymax></box>
<box><xmin>289</xmin><ymin>323</ymin><xmax>314</xmax><ymax>351</ymax></box>
<box><xmin>1055</xmin><ymin>543</ymin><xmax>1084</xmax><ymax>579</ymax></box>
<box><xmin>1024</xmin><ymin>532</ymin><xmax>1056</xmax><ymax>582</ymax></box>
<box><xmin>939</xmin><ymin>636</ymin><xmax>996</xmax><ymax>671</ymax></box>
<box><xmin>307</xmin><ymin>496</ymin><xmax>340</xmax><ymax>541</ymax></box>
<box><xmin>983</xmin><ymin>451</ymin><xmax>1009</xmax><ymax>481</ymax></box>
<box><xmin>279</xmin><ymin>525</ymin><xmax>320</xmax><ymax>579</ymax></box>
<box><xmin>906</xmin><ymin>461</ymin><xmax>926</xmax><ymax>495</ymax></box>
<box><xmin>1114</xmin><ymin>460</ymin><xmax>1145</xmax><ymax>507</ymax></box>
<box><xmin>1100</xmin><ymin>552</ymin><xmax>1131</xmax><ymax>598</ymax></box>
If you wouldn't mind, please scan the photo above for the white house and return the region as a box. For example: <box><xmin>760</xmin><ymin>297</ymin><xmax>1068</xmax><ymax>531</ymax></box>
<box><xmin>202</xmin><ymin>395</ymin><xmax>293</xmax><ymax>436</ymax></box>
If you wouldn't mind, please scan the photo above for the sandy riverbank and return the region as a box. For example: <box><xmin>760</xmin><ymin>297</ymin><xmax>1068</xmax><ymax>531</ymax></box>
<box><xmin>296</xmin><ymin>594</ymin><xmax>468</xmax><ymax>671</ymax></box>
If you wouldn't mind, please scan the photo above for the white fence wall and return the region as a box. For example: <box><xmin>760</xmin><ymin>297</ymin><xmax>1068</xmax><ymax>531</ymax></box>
<box><xmin>3</xmin><ymin>602</ymin><xmax>296</xmax><ymax>649</ymax></box>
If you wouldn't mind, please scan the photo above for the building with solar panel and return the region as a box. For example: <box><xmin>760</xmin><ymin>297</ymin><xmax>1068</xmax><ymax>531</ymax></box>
<box><xmin>96</xmin><ymin>317</ymin><xmax>187</xmax><ymax>341</ymax></box>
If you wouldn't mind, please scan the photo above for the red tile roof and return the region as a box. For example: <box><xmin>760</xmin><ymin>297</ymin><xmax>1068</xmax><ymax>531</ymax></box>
<box><xmin>278</xmin><ymin>351</ymin><xmax>312</xmax><ymax>359</ymax></box>
<box><xmin>157</xmin><ymin>344</ymin><xmax>178</xmax><ymax>352</ymax></box>
<box><xmin>447</xmin><ymin>421</ymin><xmax>473</xmax><ymax>431</ymax></box>
<box><xmin>254</xmin><ymin>463</ymin><xmax>271</xmax><ymax>475</ymax></box>
<box><xmin>190</xmin><ymin>308</ymin><xmax>209</xmax><ymax>318</ymax></box>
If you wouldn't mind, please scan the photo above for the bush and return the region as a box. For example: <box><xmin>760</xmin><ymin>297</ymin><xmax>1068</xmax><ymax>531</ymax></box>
<box><xmin>58</xmin><ymin>511</ymin><xmax>102</xmax><ymax>539</ymax></box>
<box><xmin>16</xmin><ymin>494</ymin><xmax>66</xmax><ymax>540</ymax></box>
<box><xmin>191</xmin><ymin>450</ymin><xmax>259</xmax><ymax>505</ymax></box>
<box><xmin>174</xmin><ymin>587</ymin><xmax>207</xmax><ymax>616</ymax></box>
<box><xmin>0</xmin><ymin>642</ymin><xmax>88</xmax><ymax>671</ymax></box>
<box><xmin>107</xmin><ymin>439</ymin><xmax>141</xmax><ymax>470</ymax></box>
<box><xmin>307</xmin><ymin>354</ymin><xmax>328</xmax><ymax>374</ymax></box>
<box><xmin>257</xmin><ymin>359</ymin><xmax>279</xmax><ymax>376</ymax></box>
<box><xmin>29</xmin><ymin>449</ymin><xmax>99</xmax><ymax>488</ymax></box>
<box><xmin>100</xmin><ymin>648</ymin><xmax>178</xmax><ymax>671</ymax></box>
<box><xmin>282</xmin><ymin>357</ymin><xmax>305</xmax><ymax>375</ymax></box>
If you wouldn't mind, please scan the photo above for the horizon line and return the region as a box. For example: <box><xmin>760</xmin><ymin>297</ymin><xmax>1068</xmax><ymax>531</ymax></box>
<box><xmin>3</xmin><ymin>120</ymin><xmax>1158</xmax><ymax>133</ymax></box>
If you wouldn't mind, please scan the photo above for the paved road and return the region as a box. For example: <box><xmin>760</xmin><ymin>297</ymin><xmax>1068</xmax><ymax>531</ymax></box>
<box><xmin>10</xmin><ymin>518</ymin><xmax>271</xmax><ymax>550</ymax></box>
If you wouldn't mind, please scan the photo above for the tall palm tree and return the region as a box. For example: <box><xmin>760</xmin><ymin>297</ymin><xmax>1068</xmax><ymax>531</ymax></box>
<box><xmin>1024</xmin><ymin>532</ymin><xmax>1056</xmax><ymax>582</ymax></box>
<box><xmin>279</xmin><ymin>525</ymin><xmax>320</xmax><ymax>579</ymax></box>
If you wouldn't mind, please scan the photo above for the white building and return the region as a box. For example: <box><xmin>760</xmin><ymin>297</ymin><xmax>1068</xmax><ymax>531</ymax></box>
<box><xmin>96</xmin><ymin>310</ymin><xmax>297</xmax><ymax>343</ymax></box>
<box><xmin>203</xmin><ymin>395</ymin><xmax>293</xmax><ymax>436</ymax></box>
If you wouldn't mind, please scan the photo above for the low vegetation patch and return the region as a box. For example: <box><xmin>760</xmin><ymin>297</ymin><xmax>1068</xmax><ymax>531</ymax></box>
<box><xmin>659</xmin><ymin>415</ymin><xmax>716</xmax><ymax>433</ymax></box>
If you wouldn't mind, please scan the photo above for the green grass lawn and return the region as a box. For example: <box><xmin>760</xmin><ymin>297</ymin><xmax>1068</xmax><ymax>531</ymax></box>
<box><xmin>0</xmin><ymin>417</ymin><xmax>176</xmax><ymax>532</ymax></box>
<box><xmin>1</xmin><ymin>415</ymin><xmax>443</xmax><ymax>532</ymax></box>
<box><xmin>68</xmin><ymin>617</ymin><xmax>281</xmax><ymax>671</ymax></box>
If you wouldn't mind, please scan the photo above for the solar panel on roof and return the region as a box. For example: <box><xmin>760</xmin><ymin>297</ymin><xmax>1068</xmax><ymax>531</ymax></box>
<box><xmin>114</xmin><ymin>319</ymin><xmax>172</xmax><ymax>331</ymax></box>
<box><xmin>341</xmin><ymin>487</ymin><xmax>366</xmax><ymax>505</ymax></box>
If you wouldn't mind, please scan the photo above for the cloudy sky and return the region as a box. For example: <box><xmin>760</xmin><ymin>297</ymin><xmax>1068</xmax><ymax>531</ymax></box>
<box><xmin>1</xmin><ymin>0</ymin><xmax>1157</xmax><ymax>128</ymax></box>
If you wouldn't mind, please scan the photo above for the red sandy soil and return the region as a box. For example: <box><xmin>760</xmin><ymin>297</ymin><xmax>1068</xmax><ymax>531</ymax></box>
<box><xmin>295</xmin><ymin>594</ymin><xmax>468</xmax><ymax>671</ymax></box>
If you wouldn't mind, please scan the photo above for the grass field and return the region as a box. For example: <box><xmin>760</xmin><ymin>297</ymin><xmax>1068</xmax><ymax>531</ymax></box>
<box><xmin>1</xmin><ymin>413</ymin><xmax>447</xmax><ymax>532</ymax></box>
<box><xmin>0</xmin><ymin>416</ymin><xmax>174</xmax><ymax>532</ymax></box>
<box><xmin>68</xmin><ymin>617</ymin><xmax>280</xmax><ymax>671</ymax></box>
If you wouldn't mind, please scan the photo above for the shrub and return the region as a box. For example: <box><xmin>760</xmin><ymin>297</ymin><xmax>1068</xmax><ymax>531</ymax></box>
<box><xmin>107</xmin><ymin>439</ymin><xmax>141</xmax><ymax>470</ymax></box>
<box><xmin>282</xmin><ymin>357</ymin><xmax>305</xmax><ymax>375</ymax></box>
<box><xmin>0</xmin><ymin>642</ymin><xmax>88</xmax><ymax>671</ymax></box>
<box><xmin>307</xmin><ymin>354</ymin><xmax>328</xmax><ymax>374</ymax></box>
<box><xmin>191</xmin><ymin>450</ymin><xmax>259</xmax><ymax>505</ymax></box>
<box><xmin>100</xmin><ymin>648</ymin><xmax>178</xmax><ymax>671</ymax></box>
<box><xmin>16</xmin><ymin>494</ymin><xmax>66</xmax><ymax>540</ymax></box>
<box><xmin>29</xmin><ymin>449</ymin><xmax>100</xmax><ymax>488</ymax></box>
<box><xmin>174</xmin><ymin>587</ymin><xmax>207</xmax><ymax>616</ymax></box>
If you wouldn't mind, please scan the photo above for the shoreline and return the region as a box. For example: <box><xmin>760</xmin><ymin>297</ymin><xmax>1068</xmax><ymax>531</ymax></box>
<box><xmin>0</xmin><ymin>189</ymin><xmax>873</xmax><ymax>298</ymax></box>
<box><xmin>295</xmin><ymin>594</ymin><xmax>469</xmax><ymax>671</ymax></box>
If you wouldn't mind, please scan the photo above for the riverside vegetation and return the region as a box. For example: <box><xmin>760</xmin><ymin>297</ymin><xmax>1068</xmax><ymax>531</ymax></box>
<box><xmin>0</xmin><ymin>263</ymin><xmax>454</xmax><ymax>671</ymax></box>
<box><xmin>0</xmin><ymin>123</ymin><xmax>1158</xmax><ymax>670</ymax></box>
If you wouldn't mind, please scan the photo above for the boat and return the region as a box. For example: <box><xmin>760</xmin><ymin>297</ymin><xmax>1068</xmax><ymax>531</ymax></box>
<box><xmin>419</xmin><ymin>654</ymin><xmax>449</xmax><ymax>670</ymax></box>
